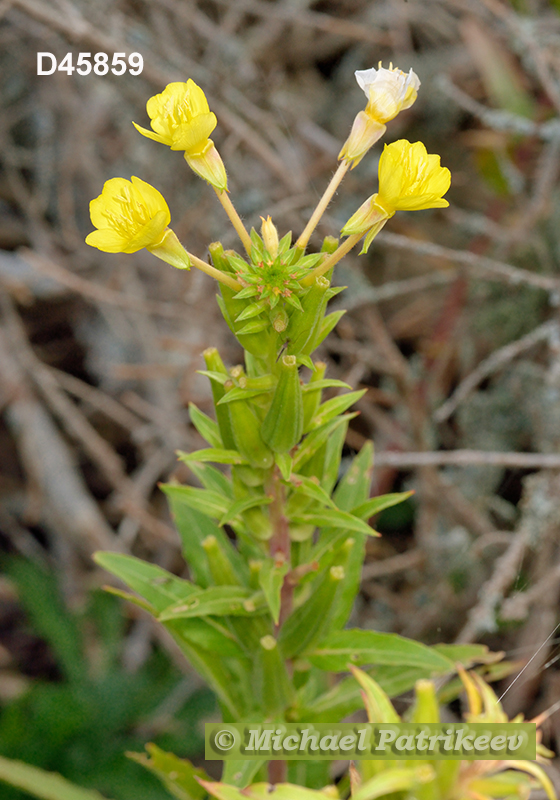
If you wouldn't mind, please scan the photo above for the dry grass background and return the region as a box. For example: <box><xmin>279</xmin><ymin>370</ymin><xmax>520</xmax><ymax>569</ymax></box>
<box><xmin>1</xmin><ymin>0</ymin><xmax>560</xmax><ymax>781</ymax></box>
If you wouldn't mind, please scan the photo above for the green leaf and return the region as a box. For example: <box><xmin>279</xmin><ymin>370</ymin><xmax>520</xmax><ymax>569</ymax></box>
<box><xmin>301</xmin><ymin>379</ymin><xmax>351</xmax><ymax>393</ymax></box>
<box><xmin>160</xmin><ymin>484</ymin><xmax>229</xmax><ymax>518</ymax></box>
<box><xmin>234</xmin><ymin>301</ymin><xmax>267</xmax><ymax>322</ymax></box>
<box><xmin>181</xmin><ymin>618</ymin><xmax>247</xmax><ymax>657</ymax></box>
<box><xmin>314</xmin><ymin>310</ymin><xmax>346</xmax><ymax>348</ymax></box>
<box><xmin>186</xmin><ymin>461</ymin><xmax>233</xmax><ymax>499</ymax></box>
<box><xmin>432</xmin><ymin>643</ymin><xmax>503</xmax><ymax>667</ymax></box>
<box><xmin>164</xmin><ymin>484</ymin><xmax>235</xmax><ymax>587</ymax></box>
<box><xmin>188</xmin><ymin>402</ymin><xmax>222</xmax><ymax>448</ymax></box>
<box><xmin>221</xmin><ymin>760</ymin><xmax>266</xmax><ymax>789</ymax></box>
<box><xmin>352</xmin><ymin>490</ymin><xmax>414</xmax><ymax>520</ymax></box>
<box><xmin>219</xmin><ymin>494</ymin><xmax>273</xmax><ymax>526</ymax></box>
<box><xmin>127</xmin><ymin>743</ymin><xmax>209</xmax><ymax>800</ymax></box>
<box><xmin>289</xmin><ymin>474</ymin><xmax>337</xmax><ymax>510</ymax></box>
<box><xmin>160</xmin><ymin>587</ymin><xmax>268</xmax><ymax>620</ymax></box>
<box><xmin>306</xmin><ymin>389</ymin><xmax>367</xmax><ymax>432</ymax></box>
<box><xmin>258</xmin><ymin>557</ymin><xmax>289</xmax><ymax>624</ymax></box>
<box><xmin>94</xmin><ymin>552</ymin><xmax>197</xmax><ymax>613</ymax></box>
<box><xmin>334</xmin><ymin>440</ymin><xmax>374</xmax><ymax>511</ymax></box>
<box><xmin>217</xmin><ymin>387</ymin><xmax>273</xmax><ymax>404</ymax></box>
<box><xmin>321</xmin><ymin>417</ymin><xmax>348</xmax><ymax>495</ymax></box>
<box><xmin>296</xmin><ymin>354</ymin><xmax>314</xmax><ymax>370</ymax></box>
<box><xmin>6</xmin><ymin>559</ymin><xmax>85</xmax><ymax>684</ymax></box>
<box><xmin>233</xmin><ymin>286</ymin><xmax>259</xmax><ymax>300</ymax></box>
<box><xmin>293</xmin><ymin>414</ymin><xmax>356</xmax><ymax>472</ymax></box>
<box><xmin>0</xmin><ymin>755</ymin><xmax>110</xmax><ymax>800</ymax></box>
<box><xmin>196</xmin><ymin>369</ymin><xmax>228</xmax><ymax>384</ymax></box>
<box><xmin>350</xmin><ymin>665</ymin><xmax>401</xmax><ymax>723</ymax></box>
<box><xmin>292</xmin><ymin>509</ymin><xmax>377</xmax><ymax>537</ymax></box>
<box><xmin>236</xmin><ymin>319</ymin><xmax>269</xmax><ymax>335</ymax></box>
<box><xmin>276</xmin><ymin>452</ymin><xmax>293</xmax><ymax>480</ymax></box>
<box><xmin>308</xmin><ymin>630</ymin><xmax>454</xmax><ymax>673</ymax></box>
<box><xmin>177</xmin><ymin>448</ymin><xmax>248</xmax><ymax>465</ymax></box>
<box><xmin>353</xmin><ymin>768</ymin><xmax>434</xmax><ymax>800</ymax></box>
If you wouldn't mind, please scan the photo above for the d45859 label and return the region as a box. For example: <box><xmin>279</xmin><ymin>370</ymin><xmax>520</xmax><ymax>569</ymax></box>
<box><xmin>37</xmin><ymin>52</ymin><xmax>143</xmax><ymax>76</ymax></box>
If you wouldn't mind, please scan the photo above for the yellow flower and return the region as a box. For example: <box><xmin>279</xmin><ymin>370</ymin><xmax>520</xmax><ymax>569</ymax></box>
<box><xmin>133</xmin><ymin>80</ymin><xmax>216</xmax><ymax>152</ymax></box>
<box><xmin>85</xmin><ymin>176</ymin><xmax>190</xmax><ymax>269</ymax></box>
<box><xmin>376</xmin><ymin>139</ymin><xmax>451</xmax><ymax>213</ymax></box>
<box><xmin>133</xmin><ymin>81</ymin><xmax>228</xmax><ymax>192</ymax></box>
<box><xmin>342</xmin><ymin>140</ymin><xmax>450</xmax><ymax>252</ymax></box>
<box><xmin>339</xmin><ymin>64</ymin><xmax>420</xmax><ymax>166</ymax></box>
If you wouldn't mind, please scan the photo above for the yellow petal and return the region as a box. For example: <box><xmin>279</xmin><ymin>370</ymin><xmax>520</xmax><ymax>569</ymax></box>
<box><xmin>125</xmin><ymin>210</ymin><xmax>169</xmax><ymax>252</ymax></box>
<box><xmin>89</xmin><ymin>178</ymin><xmax>130</xmax><ymax>228</ymax></box>
<box><xmin>130</xmin><ymin>177</ymin><xmax>171</xmax><ymax>225</ymax></box>
<box><xmin>171</xmin><ymin>113</ymin><xmax>217</xmax><ymax>152</ymax></box>
<box><xmin>85</xmin><ymin>229</ymin><xmax>129</xmax><ymax>252</ymax></box>
<box><xmin>132</xmin><ymin>121</ymin><xmax>170</xmax><ymax>146</ymax></box>
<box><xmin>186</xmin><ymin>78</ymin><xmax>210</xmax><ymax>115</ymax></box>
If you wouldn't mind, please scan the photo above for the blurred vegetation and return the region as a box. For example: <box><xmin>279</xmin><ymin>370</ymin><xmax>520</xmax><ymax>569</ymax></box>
<box><xmin>0</xmin><ymin>558</ymin><xmax>215</xmax><ymax>800</ymax></box>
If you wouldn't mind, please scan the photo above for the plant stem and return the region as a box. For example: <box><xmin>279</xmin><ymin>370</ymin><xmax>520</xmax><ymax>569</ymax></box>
<box><xmin>186</xmin><ymin>252</ymin><xmax>242</xmax><ymax>291</ymax></box>
<box><xmin>268</xmin><ymin>759</ymin><xmax>286</xmax><ymax>785</ymax></box>
<box><xmin>295</xmin><ymin>160</ymin><xmax>348</xmax><ymax>251</ymax></box>
<box><xmin>214</xmin><ymin>188</ymin><xmax>253</xmax><ymax>256</ymax></box>
<box><xmin>301</xmin><ymin>232</ymin><xmax>362</xmax><ymax>286</ymax></box>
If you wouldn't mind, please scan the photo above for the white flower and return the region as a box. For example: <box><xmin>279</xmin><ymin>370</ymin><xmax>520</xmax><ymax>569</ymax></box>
<box><xmin>355</xmin><ymin>64</ymin><xmax>420</xmax><ymax>124</ymax></box>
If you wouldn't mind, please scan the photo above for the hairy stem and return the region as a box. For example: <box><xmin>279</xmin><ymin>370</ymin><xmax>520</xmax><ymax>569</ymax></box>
<box><xmin>214</xmin><ymin>188</ymin><xmax>253</xmax><ymax>256</ymax></box>
<box><xmin>296</xmin><ymin>160</ymin><xmax>348</xmax><ymax>251</ymax></box>
<box><xmin>187</xmin><ymin>252</ymin><xmax>242</xmax><ymax>291</ymax></box>
<box><xmin>301</xmin><ymin>232</ymin><xmax>362</xmax><ymax>286</ymax></box>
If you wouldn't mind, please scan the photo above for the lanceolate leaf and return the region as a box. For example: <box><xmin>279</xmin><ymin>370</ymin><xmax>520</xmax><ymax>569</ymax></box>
<box><xmin>334</xmin><ymin>441</ymin><xmax>374</xmax><ymax>511</ymax></box>
<box><xmin>217</xmin><ymin>387</ymin><xmax>273</xmax><ymax>405</ymax></box>
<box><xmin>289</xmin><ymin>473</ymin><xmax>337</xmax><ymax>509</ymax></box>
<box><xmin>292</xmin><ymin>509</ymin><xmax>378</xmax><ymax>537</ymax></box>
<box><xmin>352</xmin><ymin>490</ymin><xmax>414</xmax><ymax>520</ymax></box>
<box><xmin>186</xmin><ymin>462</ymin><xmax>233</xmax><ymax>499</ymax></box>
<box><xmin>163</xmin><ymin>484</ymin><xmax>233</xmax><ymax>587</ymax></box>
<box><xmin>307</xmin><ymin>630</ymin><xmax>454</xmax><ymax>673</ymax></box>
<box><xmin>160</xmin><ymin>587</ymin><xmax>268</xmax><ymax>620</ymax></box>
<box><xmin>258</xmin><ymin>557</ymin><xmax>289</xmax><ymax>624</ymax></box>
<box><xmin>305</xmin><ymin>390</ymin><xmax>367</xmax><ymax>432</ymax></box>
<box><xmin>94</xmin><ymin>552</ymin><xmax>197</xmax><ymax>612</ymax></box>
<box><xmin>221</xmin><ymin>760</ymin><xmax>267</xmax><ymax>789</ymax></box>
<box><xmin>160</xmin><ymin>484</ymin><xmax>230</xmax><ymax>518</ymax></box>
<box><xmin>188</xmin><ymin>402</ymin><xmax>222</xmax><ymax>448</ymax></box>
<box><xmin>219</xmin><ymin>495</ymin><xmax>273</xmax><ymax>526</ymax></box>
<box><xmin>293</xmin><ymin>414</ymin><xmax>357</xmax><ymax>472</ymax></box>
<box><xmin>177</xmin><ymin>448</ymin><xmax>248</xmax><ymax>465</ymax></box>
<box><xmin>127</xmin><ymin>744</ymin><xmax>209</xmax><ymax>800</ymax></box>
<box><xmin>0</xmin><ymin>755</ymin><xmax>110</xmax><ymax>800</ymax></box>
<box><xmin>301</xmin><ymin>379</ymin><xmax>351</xmax><ymax>393</ymax></box>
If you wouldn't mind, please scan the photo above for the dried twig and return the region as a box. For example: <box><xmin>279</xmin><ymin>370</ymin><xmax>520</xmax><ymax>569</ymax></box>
<box><xmin>433</xmin><ymin>320</ymin><xmax>559</xmax><ymax>423</ymax></box>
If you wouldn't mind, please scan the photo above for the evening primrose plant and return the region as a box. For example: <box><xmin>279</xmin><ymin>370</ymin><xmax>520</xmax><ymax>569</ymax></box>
<box><xmin>68</xmin><ymin>68</ymin><xmax>551</xmax><ymax>800</ymax></box>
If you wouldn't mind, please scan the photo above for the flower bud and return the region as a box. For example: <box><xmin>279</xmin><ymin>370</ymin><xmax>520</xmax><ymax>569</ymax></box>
<box><xmin>261</xmin><ymin>355</ymin><xmax>303</xmax><ymax>453</ymax></box>
<box><xmin>260</xmin><ymin>215</ymin><xmax>279</xmax><ymax>260</ymax></box>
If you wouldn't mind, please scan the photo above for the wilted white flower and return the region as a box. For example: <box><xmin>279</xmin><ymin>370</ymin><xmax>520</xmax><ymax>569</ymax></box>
<box><xmin>355</xmin><ymin>64</ymin><xmax>420</xmax><ymax>124</ymax></box>
<box><xmin>339</xmin><ymin>62</ymin><xmax>421</xmax><ymax>167</ymax></box>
